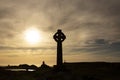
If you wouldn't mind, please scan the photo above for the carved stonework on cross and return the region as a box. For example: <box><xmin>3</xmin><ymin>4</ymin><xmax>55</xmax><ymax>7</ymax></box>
<box><xmin>53</xmin><ymin>29</ymin><xmax>66</xmax><ymax>67</ymax></box>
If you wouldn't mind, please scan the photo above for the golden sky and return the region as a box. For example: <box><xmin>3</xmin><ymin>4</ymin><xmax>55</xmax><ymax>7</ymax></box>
<box><xmin>0</xmin><ymin>0</ymin><xmax>120</xmax><ymax>66</ymax></box>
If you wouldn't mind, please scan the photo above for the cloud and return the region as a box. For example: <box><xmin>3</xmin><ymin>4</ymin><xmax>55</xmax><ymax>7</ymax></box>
<box><xmin>0</xmin><ymin>45</ymin><xmax>55</xmax><ymax>51</ymax></box>
<box><xmin>110</xmin><ymin>42</ymin><xmax>120</xmax><ymax>51</ymax></box>
<box><xmin>88</xmin><ymin>39</ymin><xmax>109</xmax><ymax>45</ymax></box>
<box><xmin>69</xmin><ymin>39</ymin><xmax>120</xmax><ymax>56</ymax></box>
<box><xmin>0</xmin><ymin>8</ymin><xmax>13</xmax><ymax>19</ymax></box>
<box><xmin>0</xmin><ymin>0</ymin><xmax>120</xmax><ymax>63</ymax></box>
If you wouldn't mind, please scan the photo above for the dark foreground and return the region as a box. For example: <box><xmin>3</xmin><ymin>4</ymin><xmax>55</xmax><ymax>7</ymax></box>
<box><xmin>0</xmin><ymin>62</ymin><xmax>120</xmax><ymax>80</ymax></box>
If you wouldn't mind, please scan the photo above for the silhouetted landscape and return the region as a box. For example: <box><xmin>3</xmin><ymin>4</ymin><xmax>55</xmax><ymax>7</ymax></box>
<box><xmin>0</xmin><ymin>0</ymin><xmax>120</xmax><ymax>80</ymax></box>
<box><xmin>0</xmin><ymin>62</ymin><xmax>120</xmax><ymax>80</ymax></box>
<box><xmin>0</xmin><ymin>27</ymin><xmax>120</xmax><ymax>80</ymax></box>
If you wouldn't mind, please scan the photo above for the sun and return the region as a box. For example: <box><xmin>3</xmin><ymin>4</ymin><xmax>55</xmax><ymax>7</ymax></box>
<box><xmin>24</xmin><ymin>28</ymin><xmax>41</xmax><ymax>44</ymax></box>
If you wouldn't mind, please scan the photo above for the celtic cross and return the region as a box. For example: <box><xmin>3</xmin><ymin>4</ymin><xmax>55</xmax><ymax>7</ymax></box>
<box><xmin>53</xmin><ymin>29</ymin><xmax>66</xmax><ymax>67</ymax></box>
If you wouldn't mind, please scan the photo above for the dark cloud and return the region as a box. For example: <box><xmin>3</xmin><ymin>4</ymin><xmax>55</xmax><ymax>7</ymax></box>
<box><xmin>0</xmin><ymin>8</ymin><xmax>12</xmax><ymax>19</ymax></box>
<box><xmin>110</xmin><ymin>42</ymin><xmax>120</xmax><ymax>51</ymax></box>
<box><xmin>91</xmin><ymin>39</ymin><xmax>109</xmax><ymax>45</ymax></box>
<box><xmin>69</xmin><ymin>39</ymin><xmax>120</xmax><ymax>56</ymax></box>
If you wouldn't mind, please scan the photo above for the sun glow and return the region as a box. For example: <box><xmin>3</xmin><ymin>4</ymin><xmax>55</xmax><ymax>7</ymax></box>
<box><xmin>24</xmin><ymin>28</ymin><xmax>41</xmax><ymax>44</ymax></box>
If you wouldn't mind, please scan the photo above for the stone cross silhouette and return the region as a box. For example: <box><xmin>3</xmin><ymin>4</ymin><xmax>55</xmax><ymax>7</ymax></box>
<box><xmin>53</xmin><ymin>29</ymin><xmax>66</xmax><ymax>67</ymax></box>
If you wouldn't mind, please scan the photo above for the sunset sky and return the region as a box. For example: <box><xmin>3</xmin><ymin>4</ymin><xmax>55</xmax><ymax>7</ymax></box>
<box><xmin>0</xmin><ymin>0</ymin><xmax>120</xmax><ymax>66</ymax></box>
